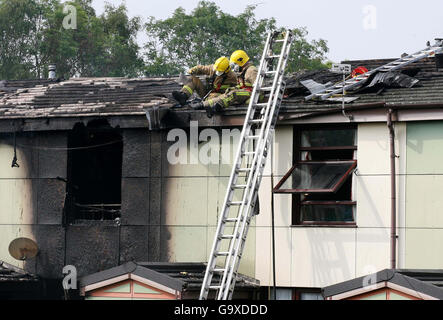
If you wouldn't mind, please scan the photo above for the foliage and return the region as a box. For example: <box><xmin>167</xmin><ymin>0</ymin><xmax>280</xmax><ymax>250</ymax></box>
<box><xmin>145</xmin><ymin>1</ymin><xmax>329</xmax><ymax>76</ymax></box>
<box><xmin>0</xmin><ymin>0</ymin><xmax>329</xmax><ymax>79</ymax></box>
<box><xmin>0</xmin><ymin>0</ymin><xmax>144</xmax><ymax>79</ymax></box>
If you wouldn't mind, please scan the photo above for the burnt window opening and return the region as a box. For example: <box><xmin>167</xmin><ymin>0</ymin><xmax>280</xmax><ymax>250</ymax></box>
<box><xmin>66</xmin><ymin>120</ymin><xmax>123</xmax><ymax>223</ymax></box>
<box><xmin>274</xmin><ymin>127</ymin><xmax>357</xmax><ymax>226</ymax></box>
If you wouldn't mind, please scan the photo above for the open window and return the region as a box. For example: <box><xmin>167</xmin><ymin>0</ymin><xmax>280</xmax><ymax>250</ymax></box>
<box><xmin>66</xmin><ymin>120</ymin><xmax>123</xmax><ymax>223</ymax></box>
<box><xmin>274</xmin><ymin>127</ymin><xmax>357</xmax><ymax>226</ymax></box>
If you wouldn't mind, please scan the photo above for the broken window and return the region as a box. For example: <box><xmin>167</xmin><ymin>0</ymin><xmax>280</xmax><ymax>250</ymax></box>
<box><xmin>274</xmin><ymin>127</ymin><xmax>357</xmax><ymax>226</ymax></box>
<box><xmin>66</xmin><ymin>120</ymin><xmax>123</xmax><ymax>223</ymax></box>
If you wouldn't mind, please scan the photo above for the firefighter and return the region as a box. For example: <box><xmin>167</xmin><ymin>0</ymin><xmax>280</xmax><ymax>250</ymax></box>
<box><xmin>172</xmin><ymin>56</ymin><xmax>238</xmax><ymax>108</ymax></box>
<box><xmin>198</xmin><ymin>50</ymin><xmax>259</xmax><ymax>118</ymax></box>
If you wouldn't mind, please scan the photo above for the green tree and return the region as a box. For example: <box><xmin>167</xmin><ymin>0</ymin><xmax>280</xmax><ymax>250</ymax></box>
<box><xmin>144</xmin><ymin>1</ymin><xmax>329</xmax><ymax>76</ymax></box>
<box><xmin>98</xmin><ymin>3</ymin><xmax>144</xmax><ymax>77</ymax></box>
<box><xmin>0</xmin><ymin>0</ymin><xmax>144</xmax><ymax>80</ymax></box>
<box><xmin>0</xmin><ymin>0</ymin><xmax>53</xmax><ymax>79</ymax></box>
<box><xmin>42</xmin><ymin>0</ymin><xmax>144</xmax><ymax>78</ymax></box>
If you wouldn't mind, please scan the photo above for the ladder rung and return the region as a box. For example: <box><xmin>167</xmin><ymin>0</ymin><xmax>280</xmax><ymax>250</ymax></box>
<box><xmin>229</xmin><ymin>201</ymin><xmax>244</xmax><ymax>206</ymax></box>
<box><xmin>237</xmin><ymin>168</ymin><xmax>252</xmax><ymax>172</ymax></box>
<box><xmin>243</xmin><ymin>152</ymin><xmax>255</xmax><ymax>156</ymax></box>
<box><xmin>266</xmin><ymin>55</ymin><xmax>281</xmax><ymax>59</ymax></box>
<box><xmin>249</xmin><ymin>119</ymin><xmax>264</xmax><ymax>124</ymax></box>
<box><xmin>220</xmin><ymin>234</ymin><xmax>235</xmax><ymax>239</ymax></box>
<box><xmin>264</xmin><ymin>70</ymin><xmax>281</xmax><ymax>76</ymax></box>
<box><xmin>224</xmin><ymin>218</ymin><xmax>238</xmax><ymax>223</ymax></box>
<box><xmin>233</xmin><ymin>185</ymin><xmax>247</xmax><ymax>189</ymax></box>
<box><xmin>263</xmin><ymin>85</ymin><xmax>285</xmax><ymax>92</ymax></box>
<box><xmin>209</xmin><ymin>286</ymin><xmax>221</xmax><ymax>290</ymax></box>
<box><xmin>246</xmin><ymin>135</ymin><xmax>260</xmax><ymax>140</ymax></box>
<box><xmin>253</xmin><ymin>103</ymin><xmax>268</xmax><ymax>108</ymax></box>
<box><xmin>213</xmin><ymin>269</ymin><xmax>226</xmax><ymax>273</ymax></box>
<box><xmin>216</xmin><ymin>252</ymin><xmax>230</xmax><ymax>256</ymax></box>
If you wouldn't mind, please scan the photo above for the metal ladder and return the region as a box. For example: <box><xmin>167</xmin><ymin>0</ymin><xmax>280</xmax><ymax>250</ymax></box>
<box><xmin>305</xmin><ymin>38</ymin><xmax>443</xmax><ymax>101</ymax></box>
<box><xmin>199</xmin><ymin>30</ymin><xmax>294</xmax><ymax>300</ymax></box>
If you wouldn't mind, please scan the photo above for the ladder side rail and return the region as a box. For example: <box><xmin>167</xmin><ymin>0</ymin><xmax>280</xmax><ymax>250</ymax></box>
<box><xmin>221</xmin><ymin>33</ymin><xmax>293</xmax><ymax>299</ymax></box>
<box><xmin>226</xmin><ymin>133</ymin><xmax>273</xmax><ymax>300</ymax></box>
<box><xmin>216</xmin><ymin>32</ymin><xmax>292</xmax><ymax>300</ymax></box>
<box><xmin>213</xmin><ymin>67</ymin><xmax>272</xmax><ymax>300</ymax></box>
<box><xmin>388</xmin><ymin>47</ymin><xmax>443</xmax><ymax>72</ymax></box>
<box><xmin>211</xmin><ymin>31</ymin><xmax>273</xmax><ymax>287</ymax></box>
<box><xmin>199</xmin><ymin>32</ymin><xmax>274</xmax><ymax>300</ymax></box>
<box><xmin>214</xmin><ymin>47</ymin><xmax>277</xmax><ymax>299</ymax></box>
<box><xmin>223</xmin><ymin>34</ymin><xmax>293</xmax><ymax>299</ymax></box>
<box><xmin>220</xmin><ymin>32</ymin><xmax>293</xmax><ymax>300</ymax></box>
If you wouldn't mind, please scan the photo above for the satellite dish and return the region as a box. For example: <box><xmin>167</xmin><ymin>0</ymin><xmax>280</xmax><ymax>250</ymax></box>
<box><xmin>8</xmin><ymin>238</ymin><xmax>39</xmax><ymax>261</ymax></box>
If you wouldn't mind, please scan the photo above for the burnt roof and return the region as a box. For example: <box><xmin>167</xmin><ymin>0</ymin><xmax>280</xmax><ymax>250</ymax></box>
<box><xmin>281</xmin><ymin>57</ymin><xmax>443</xmax><ymax>115</ymax></box>
<box><xmin>0</xmin><ymin>77</ymin><xmax>180</xmax><ymax>119</ymax></box>
<box><xmin>322</xmin><ymin>269</ymin><xmax>443</xmax><ymax>300</ymax></box>
<box><xmin>1</xmin><ymin>57</ymin><xmax>442</xmax><ymax>121</ymax></box>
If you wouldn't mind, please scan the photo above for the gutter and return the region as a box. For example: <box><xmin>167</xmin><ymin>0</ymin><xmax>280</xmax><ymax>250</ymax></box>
<box><xmin>278</xmin><ymin>102</ymin><xmax>443</xmax><ymax>122</ymax></box>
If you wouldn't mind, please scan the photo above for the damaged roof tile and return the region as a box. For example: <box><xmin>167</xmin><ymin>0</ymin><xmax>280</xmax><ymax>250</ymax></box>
<box><xmin>0</xmin><ymin>57</ymin><xmax>442</xmax><ymax>120</ymax></box>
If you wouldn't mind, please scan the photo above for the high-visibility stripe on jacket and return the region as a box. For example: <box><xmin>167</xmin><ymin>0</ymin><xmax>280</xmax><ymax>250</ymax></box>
<box><xmin>183</xmin><ymin>85</ymin><xmax>193</xmax><ymax>95</ymax></box>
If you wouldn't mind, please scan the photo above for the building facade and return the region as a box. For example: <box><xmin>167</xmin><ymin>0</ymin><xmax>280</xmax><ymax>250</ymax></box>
<box><xmin>1</xmin><ymin>56</ymin><xmax>443</xmax><ymax>299</ymax></box>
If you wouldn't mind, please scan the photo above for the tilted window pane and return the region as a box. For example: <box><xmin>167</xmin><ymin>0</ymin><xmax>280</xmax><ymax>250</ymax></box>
<box><xmin>301</xmin><ymin>129</ymin><xmax>356</xmax><ymax>148</ymax></box>
<box><xmin>276</xmin><ymin>161</ymin><xmax>356</xmax><ymax>193</ymax></box>
<box><xmin>301</xmin><ymin>204</ymin><xmax>355</xmax><ymax>223</ymax></box>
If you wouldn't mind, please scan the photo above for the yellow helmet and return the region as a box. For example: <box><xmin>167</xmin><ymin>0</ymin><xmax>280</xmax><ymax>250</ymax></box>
<box><xmin>213</xmin><ymin>56</ymin><xmax>231</xmax><ymax>76</ymax></box>
<box><xmin>230</xmin><ymin>50</ymin><xmax>250</xmax><ymax>67</ymax></box>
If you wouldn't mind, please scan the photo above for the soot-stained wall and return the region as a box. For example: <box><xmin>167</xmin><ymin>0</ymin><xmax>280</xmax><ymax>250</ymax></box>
<box><xmin>0</xmin><ymin>128</ymin><xmax>167</xmax><ymax>280</ymax></box>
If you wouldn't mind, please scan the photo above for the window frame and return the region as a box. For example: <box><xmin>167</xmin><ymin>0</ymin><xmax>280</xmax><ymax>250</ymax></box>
<box><xmin>287</xmin><ymin>125</ymin><xmax>358</xmax><ymax>227</ymax></box>
<box><xmin>66</xmin><ymin>122</ymin><xmax>123</xmax><ymax>224</ymax></box>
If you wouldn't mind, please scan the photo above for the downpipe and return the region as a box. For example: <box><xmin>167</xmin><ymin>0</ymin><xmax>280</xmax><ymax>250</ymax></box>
<box><xmin>387</xmin><ymin>109</ymin><xmax>397</xmax><ymax>269</ymax></box>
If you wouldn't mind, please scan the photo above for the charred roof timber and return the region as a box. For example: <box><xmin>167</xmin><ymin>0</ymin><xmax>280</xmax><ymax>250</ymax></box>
<box><xmin>436</xmin><ymin>53</ymin><xmax>443</xmax><ymax>69</ymax></box>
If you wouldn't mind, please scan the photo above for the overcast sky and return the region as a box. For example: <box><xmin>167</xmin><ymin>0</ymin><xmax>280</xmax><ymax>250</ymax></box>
<box><xmin>91</xmin><ymin>0</ymin><xmax>443</xmax><ymax>63</ymax></box>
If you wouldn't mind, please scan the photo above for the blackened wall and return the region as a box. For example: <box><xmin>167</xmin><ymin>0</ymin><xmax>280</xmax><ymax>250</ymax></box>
<box><xmin>0</xmin><ymin>131</ymin><xmax>66</xmax><ymax>280</ymax></box>
<box><xmin>1</xmin><ymin>128</ymin><xmax>166</xmax><ymax>280</ymax></box>
<box><xmin>64</xmin><ymin>129</ymin><xmax>166</xmax><ymax>278</ymax></box>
